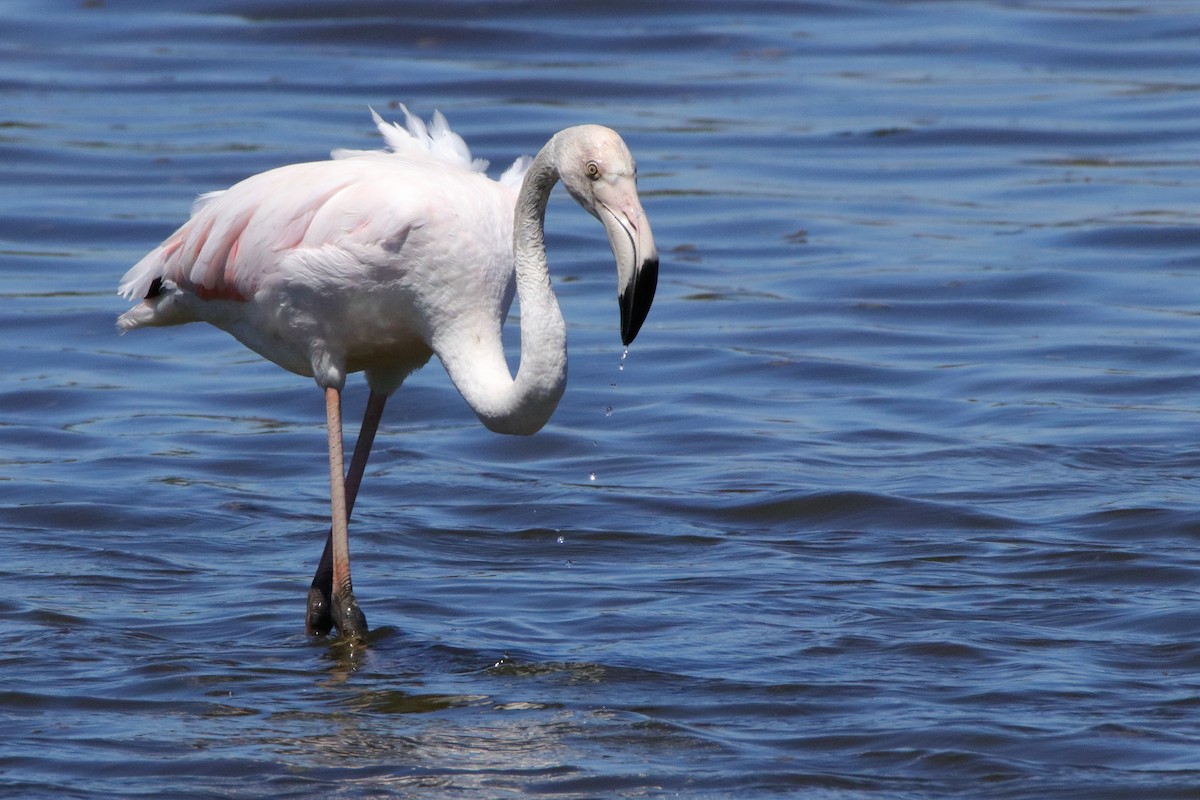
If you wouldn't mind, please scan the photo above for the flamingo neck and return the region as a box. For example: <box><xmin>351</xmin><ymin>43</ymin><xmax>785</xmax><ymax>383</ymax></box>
<box><xmin>442</xmin><ymin>140</ymin><xmax>567</xmax><ymax>435</ymax></box>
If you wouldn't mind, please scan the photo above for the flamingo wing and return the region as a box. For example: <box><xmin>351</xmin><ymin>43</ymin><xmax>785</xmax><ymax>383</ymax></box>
<box><xmin>122</xmin><ymin>162</ymin><xmax>397</xmax><ymax>303</ymax></box>
<box><xmin>118</xmin><ymin>106</ymin><xmax>520</xmax><ymax>305</ymax></box>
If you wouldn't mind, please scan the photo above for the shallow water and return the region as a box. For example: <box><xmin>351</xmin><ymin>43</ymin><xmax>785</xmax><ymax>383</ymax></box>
<box><xmin>3</xmin><ymin>0</ymin><xmax>1200</xmax><ymax>797</ymax></box>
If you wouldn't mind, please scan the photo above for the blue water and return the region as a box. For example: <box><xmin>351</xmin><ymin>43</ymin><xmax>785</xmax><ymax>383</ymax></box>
<box><xmin>3</xmin><ymin>0</ymin><xmax>1199</xmax><ymax>797</ymax></box>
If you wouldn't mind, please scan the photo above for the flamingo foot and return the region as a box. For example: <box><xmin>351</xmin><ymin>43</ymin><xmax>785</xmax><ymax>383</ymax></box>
<box><xmin>305</xmin><ymin>532</ymin><xmax>335</xmax><ymax>636</ymax></box>
<box><xmin>305</xmin><ymin>583</ymin><xmax>333</xmax><ymax>636</ymax></box>
<box><xmin>332</xmin><ymin>585</ymin><xmax>368</xmax><ymax>642</ymax></box>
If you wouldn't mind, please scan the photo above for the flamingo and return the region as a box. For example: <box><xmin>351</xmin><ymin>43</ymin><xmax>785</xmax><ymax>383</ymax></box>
<box><xmin>117</xmin><ymin>107</ymin><xmax>658</xmax><ymax>642</ymax></box>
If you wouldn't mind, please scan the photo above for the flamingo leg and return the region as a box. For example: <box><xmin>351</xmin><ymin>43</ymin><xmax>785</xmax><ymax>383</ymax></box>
<box><xmin>307</xmin><ymin>390</ymin><xmax>387</xmax><ymax>637</ymax></box>
<box><xmin>317</xmin><ymin>386</ymin><xmax>369</xmax><ymax>642</ymax></box>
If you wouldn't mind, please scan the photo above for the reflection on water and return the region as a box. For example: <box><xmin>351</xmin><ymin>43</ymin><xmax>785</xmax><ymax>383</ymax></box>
<box><xmin>3</xmin><ymin>0</ymin><xmax>1200</xmax><ymax>797</ymax></box>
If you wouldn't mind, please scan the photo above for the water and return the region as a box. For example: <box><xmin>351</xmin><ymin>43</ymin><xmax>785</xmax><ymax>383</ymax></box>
<box><xmin>3</xmin><ymin>0</ymin><xmax>1199</xmax><ymax>796</ymax></box>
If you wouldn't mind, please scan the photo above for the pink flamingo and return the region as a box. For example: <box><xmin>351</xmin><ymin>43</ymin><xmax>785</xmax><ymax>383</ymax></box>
<box><xmin>118</xmin><ymin>107</ymin><xmax>658</xmax><ymax>642</ymax></box>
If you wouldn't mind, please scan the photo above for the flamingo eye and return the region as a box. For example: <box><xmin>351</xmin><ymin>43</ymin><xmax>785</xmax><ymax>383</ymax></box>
<box><xmin>586</xmin><ymin>161</ymin><xmax>601</xmax><ymax>180</ymax></box>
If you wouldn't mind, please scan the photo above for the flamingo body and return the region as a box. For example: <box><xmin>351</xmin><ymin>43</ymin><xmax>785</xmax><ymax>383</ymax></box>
<box><xmin>120</xmin><ymin>111</ymin><xmax>526</xmax><ymax>396</ymax></box>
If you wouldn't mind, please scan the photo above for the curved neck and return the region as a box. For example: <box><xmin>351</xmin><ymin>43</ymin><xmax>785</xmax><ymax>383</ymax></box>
<box><xmin>439</xmin><ymin>140</ymin><xmax>568</xmax><ymax>435</ymax></box>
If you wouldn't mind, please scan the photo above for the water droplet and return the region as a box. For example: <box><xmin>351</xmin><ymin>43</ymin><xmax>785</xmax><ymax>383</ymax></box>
<box><xmin>588</xmin><ymin>471</ymin><xmax>596</xmax><ymax>481</ymax></box>
<box><xmin>556</xmin><ymin>535</ymin><xmax>565</xmax><ymax>545</ymax></box>
<box><xmin>604</xmin><ymin>405</ymin><xmax>613</xmax><ymax>416</ymax></box>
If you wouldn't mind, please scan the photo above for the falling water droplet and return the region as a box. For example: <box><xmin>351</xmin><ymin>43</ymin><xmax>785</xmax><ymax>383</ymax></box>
<box><xmin>588</xmin><ymin>471</ymin><xmax>596</xmax><ymax>481</ymax></box>
<box><xmin>605</xmin><ymin>405</ymin><xmax>613</xmax><ymax>416</ymax></box>
<box><xmin>556</xmin><ymin>535</ymin><xmax>565</xmax><ymax>545</ymax></box>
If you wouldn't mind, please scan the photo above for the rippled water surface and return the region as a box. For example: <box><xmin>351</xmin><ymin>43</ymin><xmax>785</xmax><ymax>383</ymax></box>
<box><xmin>4</xmin><ymin>0</ymin><xmax>1200</xmax><ymax>797</ymax></box>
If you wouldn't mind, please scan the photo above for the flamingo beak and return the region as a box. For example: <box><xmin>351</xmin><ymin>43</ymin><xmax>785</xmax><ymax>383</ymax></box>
<box><xmin>597</xmin><ymin>178</ymin><xmax>659</xmax><ymax>346</ymax></box>
<box><xmin>620</xmin><ymin>243</ymin><xmax>658</xmax><ymax>346</ymax></box>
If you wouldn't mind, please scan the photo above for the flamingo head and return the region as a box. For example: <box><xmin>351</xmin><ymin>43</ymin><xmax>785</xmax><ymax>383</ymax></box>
<box><xmin>556</xmin><ymin>126</ymin><xmax>659</xmax><ymax>346</ymax></box>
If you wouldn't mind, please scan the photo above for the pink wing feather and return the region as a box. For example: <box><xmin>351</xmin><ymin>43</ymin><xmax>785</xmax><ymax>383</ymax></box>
<box><xmin>118</xmin><ymin>106</ymin><xmax>528</xmax><ymax>304</ymax></box>
<box><xmin>118</xmin><ymin>170</ymin><xmax>359</xmax><ymax>302</ymax></box>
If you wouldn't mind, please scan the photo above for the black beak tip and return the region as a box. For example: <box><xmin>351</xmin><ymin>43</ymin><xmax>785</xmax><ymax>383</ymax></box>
<box><xmin>619</xmin><ymin>256</ymin><xmax>659</xmax><ymax>346</ymax></box>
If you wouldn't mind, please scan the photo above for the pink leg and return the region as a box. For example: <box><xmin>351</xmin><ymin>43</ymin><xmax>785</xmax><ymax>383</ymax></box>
<box><xmin>345</xmin><ymin>390</ymin><xmax>388</xmax><ymax>518</ymax></box>
<box><xmin>306</xmin><ymin>390</ymin><xmax>388</xmax><ymax>637</ymax></box>
<box><xmin>323</xmin><ymin>386</ymin><xmax>368</xmax><ymax>641</ymax></box>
